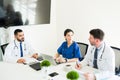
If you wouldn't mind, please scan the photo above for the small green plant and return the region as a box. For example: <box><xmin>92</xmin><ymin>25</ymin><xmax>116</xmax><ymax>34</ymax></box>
<box><xmin>41</xmin><ymin>60</ymin><xmax>51</xmax><ymax>67</ymax></box>
<box><xmin>66</xmin><ymin>70</ymin><xmax>79</xmax><ymax>80</ymax></box>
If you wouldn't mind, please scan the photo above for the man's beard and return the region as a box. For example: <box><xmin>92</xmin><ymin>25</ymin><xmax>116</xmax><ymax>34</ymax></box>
<box><xmin>90</xmin><ymin>41</ymin><xmax>95</xmax><ymax>46</ymax></box>
<box><xmin>17</xmin><ymin>38</ymin><xmax>24</xmax><ymax>42</ymax></box>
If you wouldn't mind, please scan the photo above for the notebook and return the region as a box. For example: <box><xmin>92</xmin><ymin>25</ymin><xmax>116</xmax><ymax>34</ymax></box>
<box><xmin>22</xmin><ymin>57</ymin><xmax>39</xmax><ymax>65</ymax></box>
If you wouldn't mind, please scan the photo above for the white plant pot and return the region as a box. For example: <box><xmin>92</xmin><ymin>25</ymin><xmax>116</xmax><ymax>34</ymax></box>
<box><xmin>41</xmin><ymin>66</ymin><xmax>49</xmax><ymax>79</ymax></box>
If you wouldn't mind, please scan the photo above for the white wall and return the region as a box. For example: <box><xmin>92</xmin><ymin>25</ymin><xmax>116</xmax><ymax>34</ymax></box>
<box><xmin>1</xmin><ymin>0</ymin><xmax>120</xmax><ymax>57</ymax></box>
<box><xmin>0</xmin><ymin>0</ymin><xmax>57</xmax><ymax>56</ymax></box>
<box><xmin>56</xmin><ymin>0</ymin><xmax>120</xmax><ymax>48</ymax></box>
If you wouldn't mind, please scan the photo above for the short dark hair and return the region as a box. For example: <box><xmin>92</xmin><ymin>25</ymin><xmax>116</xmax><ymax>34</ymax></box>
<box><xmin>14</xmin><ymin>29</ymin><xmax>23</xmax><ymax>35</ymax></box>
<box><xmin>64</xmin><ymin>29</ymin><xmax>74</xmax><ymax>36</ymax></box>
<box><xmin>89</xmin><ymin>28</ymin><xmax>104</xmax><ymax>40</ymax></box>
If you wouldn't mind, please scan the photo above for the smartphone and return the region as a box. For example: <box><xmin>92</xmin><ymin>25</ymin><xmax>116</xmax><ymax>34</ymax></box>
<box><xmin>49</xmin><ymin>72</ymin><xmax>59</xmax><ymax>77</ymax></box>
<box><xmin>37</xmin><ymin>56</ymin><xmax>43</xmax><ymax>61</ymax></box>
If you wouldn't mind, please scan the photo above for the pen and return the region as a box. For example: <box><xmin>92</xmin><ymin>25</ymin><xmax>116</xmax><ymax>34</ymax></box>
<box><xmin>76</xmin><ymin>61</ymin><xmax>79</xmax><ymax>67</ymax></box>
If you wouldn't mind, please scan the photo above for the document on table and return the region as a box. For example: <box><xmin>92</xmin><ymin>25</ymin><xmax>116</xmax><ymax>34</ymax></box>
<box><xmin>23</xmin><ymin>57</ymin><xmax>39</xmax><ymax>65</ymax></box>
<box><xmin>100</xmin><ymin>75</ymin><xmax>120</xmax><ymax>80</ymax></box>
<box><xmin>48</xmin><ymin>75</ymin><xmax>66</xmax><ymax>80</ymax></box>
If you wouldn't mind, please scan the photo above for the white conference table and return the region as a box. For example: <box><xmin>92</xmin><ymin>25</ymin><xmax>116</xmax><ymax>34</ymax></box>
<box><xmin>0</xmin><ymin>61</ymin><xmax>120</xmax><ymax>80</ymax></box>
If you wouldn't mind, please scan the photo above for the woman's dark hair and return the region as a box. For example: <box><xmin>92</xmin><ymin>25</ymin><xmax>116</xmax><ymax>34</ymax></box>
<box><xmin>64</xmin><ymin>29</ymin><xmax>74</xmax><ymax>36</ymax></box>
<box><xmin>14</xmin><ymin>29</ymin><xmax>23</xmax><ymax>35</ymax></box>
<box><xmin>89</xmin><ymin>28</ymin><xmax>104</xmax><ymax>40</ymax></box>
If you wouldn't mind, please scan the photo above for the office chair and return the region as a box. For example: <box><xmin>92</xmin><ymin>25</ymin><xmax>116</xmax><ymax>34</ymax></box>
<box><xmin>111</xmin><ymin>46</ymin><xmax>120</xmax><ymax>76</ymax></box>
<box><xmin>77</xmin><ymin>42</ymin><xmax>88</xmax><ymax>59</ymax></box>
<box><xmin>1</xmin><ymin>43</ymin><xmax>9</xmax><ymax>55</ymax></box>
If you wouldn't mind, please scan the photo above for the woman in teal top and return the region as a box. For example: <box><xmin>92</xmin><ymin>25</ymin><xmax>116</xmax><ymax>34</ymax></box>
<box><xmin>54</xmin><ymin>29</ymin><xmax>82</xmax><ymax>63</ymax></box>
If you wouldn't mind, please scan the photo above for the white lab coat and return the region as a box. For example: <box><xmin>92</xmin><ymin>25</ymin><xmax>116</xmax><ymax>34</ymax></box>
<box><xmin>3</xmin><ymin>40</ymin><xmax>36</xmax><ymax>63</ymax></box>
<box><xmin>80</xmin><ymin>42</ymin><xmax>115</xmax><ymax>80</ymax></box>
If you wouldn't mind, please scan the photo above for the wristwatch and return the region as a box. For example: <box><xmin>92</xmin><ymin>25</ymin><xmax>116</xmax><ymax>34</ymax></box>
<box><xmin>65</xmin><ymin>58</ymin><xmax>67</xmax><ymax>62</ymax></box>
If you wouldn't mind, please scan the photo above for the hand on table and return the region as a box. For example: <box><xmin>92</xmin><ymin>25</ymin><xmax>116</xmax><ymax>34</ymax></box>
<box><xmin>17</xmin><ymin>59</ymin><xmax>26</xmax><ymax>63</ymax></box>
<box><xmin>55</xmin><ymin>57</ymin><xmax>66</xmax><ymax>63</ymax></box>
<box><xmin>75</xmin><ymin>63</ymin><xmax>82</xmax><ymax>70</ymax></box>
<box><xmin>32</xmin><ymin>53</ymin><xmax>38</xmax><ymax>59</ymax></box>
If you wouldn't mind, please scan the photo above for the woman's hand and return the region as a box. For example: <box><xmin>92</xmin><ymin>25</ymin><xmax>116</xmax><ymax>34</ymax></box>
<box><xmin>56</xmin><ymin>57</ymin><xmax>66</xmax><ymax>63</ymax></box>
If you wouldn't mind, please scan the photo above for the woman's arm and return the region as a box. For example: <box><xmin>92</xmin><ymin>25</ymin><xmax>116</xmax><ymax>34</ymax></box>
<box><xmin>58</xmin><ymin>58</ymin><xmax>78</xmax><ymax>63</ymax></box>
<box><xmin>67</xmin><ymin>58</ymin><xmax>78</xmax><ymax>62</ymax></box>
<box><xmin>54</xmin><ymin>53</ymin><xmax>60</xmax><ymax>59</ymax></box>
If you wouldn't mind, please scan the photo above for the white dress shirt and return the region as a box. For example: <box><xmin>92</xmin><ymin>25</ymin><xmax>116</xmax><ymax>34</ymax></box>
<box><xmin>80</xmin><ymin>42</ymin><xmax>115</xmax><ymax>79</ymax></box>
<box><xmin>3</xmin><ymin>40</ymin><xmax>36</xmax><ymax>63</ymax></box>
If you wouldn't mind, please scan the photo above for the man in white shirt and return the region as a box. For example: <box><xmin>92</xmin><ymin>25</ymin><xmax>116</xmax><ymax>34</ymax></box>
<box><xmin>4</xmin><ymin>29</ymin><xmax>39</xmax><ymax>63</ymax></box>
<box><xmin>75</xmin><ymin>29</ymin><xmax>115</xmax><ymax>80</ymax></box>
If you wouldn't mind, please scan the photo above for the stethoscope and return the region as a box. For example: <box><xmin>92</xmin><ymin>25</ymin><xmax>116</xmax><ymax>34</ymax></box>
<box><xmin>91</xmin><ymin>42</ymin><xmax>106</xmax><ymax>59</ymax></box>
<box><xmin>14</xmin><ymin>40</ymin><xmax>26</xmax><ymax>51</ymax></box>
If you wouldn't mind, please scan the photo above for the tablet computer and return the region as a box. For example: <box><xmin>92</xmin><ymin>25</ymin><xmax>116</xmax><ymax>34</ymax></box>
<box><xmin>29</xmin><ymin>62</ymin><xmax>41</xmax><ymax>71</ymax></box>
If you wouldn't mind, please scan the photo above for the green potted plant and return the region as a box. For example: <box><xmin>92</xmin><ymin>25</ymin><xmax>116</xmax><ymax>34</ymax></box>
<box><xmin>40</xmin><ymin>60</ymin><xmax>51</xmax><ymax>78</ymax></box>
<box><xmin>41</xmin><ymin>60</ymin><xmax>51</xmax><ymax>67</ymax></box>
<box><xmin>66</xmin><ymin>70</ymin><xmax>79</xmax><ymax>80</ymax></box>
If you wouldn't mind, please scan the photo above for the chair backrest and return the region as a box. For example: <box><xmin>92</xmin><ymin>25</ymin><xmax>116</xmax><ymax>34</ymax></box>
<box><xmin>111</xmin><ymin>46</ymin><xmax>120</xmax><ymax>75</ymax></box>
<box><xmin>77</xmin><ymin>42</ymin><xmax>88</xmax><ymax>57</ymax></box>
<box><xmin>0</xmin><ymin>47</ymin><xmax>3</xmax><ymax>61</ymax></box>
<box><xmin>1</xmin><ymin>43</ymin><xmax>9</xmax><ymax>55</ymax></box>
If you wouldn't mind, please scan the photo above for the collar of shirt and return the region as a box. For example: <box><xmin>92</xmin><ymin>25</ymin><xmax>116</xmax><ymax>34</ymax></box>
<box><xmin>97</xmin><ymin>41</ymin><xmax>105</xmax><ymax>51</ymax></box>
<box><xmin>95</xmin><ymin>42</ymin><xmax>106</xmax><ymax>59</ymax></box>
<box><xmin>14</xmin><ymin>40</ymin><xmax>25</xmax><ymax>47</ymax></box>
<box><xmin>66</xmin><ymin>41</ymin><xmax>75</xmax><ymax>48</ymax></box>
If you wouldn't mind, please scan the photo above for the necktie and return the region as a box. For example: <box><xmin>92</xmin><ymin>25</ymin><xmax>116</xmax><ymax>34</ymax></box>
<box><xmin>93</xmin><ymin>48</ymin><xmax>98</xmax><ymax>69</ymax></box>
<box><xmin>20</xmin><ymin>42</ymin><xmax>23</xmax><ymax>57</ymax></box>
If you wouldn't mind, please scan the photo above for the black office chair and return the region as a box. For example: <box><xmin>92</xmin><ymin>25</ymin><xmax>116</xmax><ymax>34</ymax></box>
<box><xmin>77</xmin><ymin>42</ymin><xmax>88</xmax><ymax>59</ymax></box>
<box><xmin>111</xmin><ymin>46</ymin><xmax>120</xmax><ymax>76</ymax></box>
<box><xmin>1</xmin><ymin>43</ymin><xmax>9</xmax><ymax>55</ymax></box>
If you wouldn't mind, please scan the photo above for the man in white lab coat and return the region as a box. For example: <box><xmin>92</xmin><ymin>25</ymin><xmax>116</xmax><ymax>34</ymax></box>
<box><xmin>75</xmin><ymin>28</ymin><xmax>115</xmax><ymax>80</ymax></box>
<box><xmin>4</xmin><ymin>29</ymin><xmax>38</xmax><ymax>63</ymax></box>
